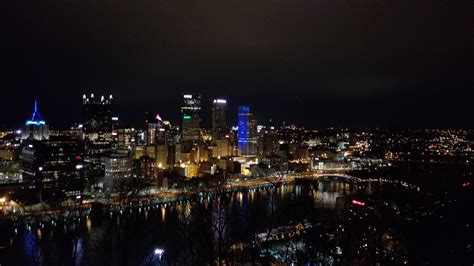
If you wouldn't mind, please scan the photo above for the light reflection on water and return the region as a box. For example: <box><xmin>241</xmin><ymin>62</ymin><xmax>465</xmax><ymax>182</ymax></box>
<box><xmin>5</xmin><ymin>180</ymin><xmax>359</xmax><ymax>265</ymax></box>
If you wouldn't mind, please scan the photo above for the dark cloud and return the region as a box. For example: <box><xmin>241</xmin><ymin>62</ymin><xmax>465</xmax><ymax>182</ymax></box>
<box><xmin>1</xmin><ymin>0</ymin><xmax>473</xmax><ymax>129</ymax></box>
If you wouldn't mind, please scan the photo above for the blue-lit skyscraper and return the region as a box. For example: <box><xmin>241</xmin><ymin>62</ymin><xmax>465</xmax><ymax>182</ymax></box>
<box><xmin>23</xmin><ymin>100</ymin><xmax>49</xmax><ymax>140</ymax></box>
<box><xmin>238</xmin><ymin>106</ymin><xmax>257</xmax><ymax>156</ymax></box>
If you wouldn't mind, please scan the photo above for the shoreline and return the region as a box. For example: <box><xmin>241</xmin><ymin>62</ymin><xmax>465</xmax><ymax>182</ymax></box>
<box><xmin>1</xmin><ymin>177</ymin><xmax>294</xmax><ymax>223</ymax></box>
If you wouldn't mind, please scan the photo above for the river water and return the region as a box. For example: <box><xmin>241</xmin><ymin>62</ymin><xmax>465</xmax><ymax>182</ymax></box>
<box><xmin>0</xmin><ymin>175</ymin><xmax>471</xmax><ymax>265</ymax></box>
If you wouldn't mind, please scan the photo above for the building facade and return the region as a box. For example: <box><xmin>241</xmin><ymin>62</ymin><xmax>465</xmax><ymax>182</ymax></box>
<box><xmin>181</xmin><ymin>93</ymin><xmax>201</xmax><ymax>142</ymax></box>
<box><xmin>212</xmin><ymin>99</ymin><xmax>227</xmax><ymax>140</ymax></box>
<box><xmin>238</xmin><ymin>106</ymin><xmax>258</xmax><ymax>156</ymax></box>
<box><xmin>82</xmin><ymin>93</ymin><xmax>113</xmax><ymax>135</ymax></box>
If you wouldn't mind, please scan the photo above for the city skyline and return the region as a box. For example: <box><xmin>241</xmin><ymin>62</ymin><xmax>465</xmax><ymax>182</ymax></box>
<box><xmin>3</xmin><ymin>87</ymin><xmax>474</xmax><ymax>131</ymax></box>
<box><xmin>1</xmin><ymin>0</ymin><xmax>473</xmax><ymax>264</ymax></box>
<box><xmin>1</xmin><ymin>0</ymin><xmax>473</xmax><ymax>129</ymax></box>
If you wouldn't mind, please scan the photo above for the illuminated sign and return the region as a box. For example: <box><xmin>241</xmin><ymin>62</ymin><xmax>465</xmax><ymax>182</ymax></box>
<box><xmin>183</xmin><ymin>115</ymin><xmax>191</xmax><ymax>119</ymax></box>
<box><xmin>112</xmin><ymin>117</ymin><xmax>119</xmax><ymax>121</ymax></box>
<box><xmin>213</xmin><ymin>99</ymin><xmax>227</xmax><ymax>104</ymax></box>
<box><xmin>183</xmin><ymin>95</ymin><xmax>192</xmax><ymax>99</ymax></box>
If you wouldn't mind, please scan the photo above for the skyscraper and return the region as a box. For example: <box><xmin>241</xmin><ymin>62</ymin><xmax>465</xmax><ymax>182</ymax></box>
<box><xmin>82</xmin><ymin>93</ymin><xmax>113</xmax><ymax>135</ymax></box>
<box><xmin>212</xmin><ymin>99</ymin><xmax>227</xmax><ymax>140</ymax></box>
<box><xmin>238</xmin><ymin>106</ymin><xmax>257</xmax><ymax>156</ymax></box>
<box><xmin>181</xmin><ymin>93</ymin><xmax>201</xmax><ymax>142</ymax></box>
<box><xmin>82</xmin><ymin>94</ymin><xmax>114</xmax><ymax>178</ymax></box>
<box><xmin>20</xmin><ymin>136</ymin><xmax>85</xmax><ymax>194</ymax></box>
<box><xmin>23</xmin><ymin>100</ymin><xmax>49</xmax><ymax>140</ymax></box>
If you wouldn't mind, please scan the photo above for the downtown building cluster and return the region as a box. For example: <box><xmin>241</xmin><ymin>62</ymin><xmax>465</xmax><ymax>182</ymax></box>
<box><xmin>0</xmin><ymin>93</ymin><xmax>268</xmax><ymax>203</ymax></box>
<box><xmin>0</xmin><ymin>94</ymin><xmax>473</xmax><ymax>205</ymax></box>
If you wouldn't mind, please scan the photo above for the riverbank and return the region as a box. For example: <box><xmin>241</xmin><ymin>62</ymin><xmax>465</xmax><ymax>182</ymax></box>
<box><xmin>0</xmin><ymin>176</ymin><xmax>293</xmax><ymax>222</ymax></box>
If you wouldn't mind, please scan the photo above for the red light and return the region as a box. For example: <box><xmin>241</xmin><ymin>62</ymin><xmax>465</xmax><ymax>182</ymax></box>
<box><xmin>352</xmin><ymin>200</ymin><xmax>366</xmax><ymax>206</ymax></box>
<box><xmin>462</xmin><ymin>182</ymin><xmax>470</xmax><ymax>187</ymax></box>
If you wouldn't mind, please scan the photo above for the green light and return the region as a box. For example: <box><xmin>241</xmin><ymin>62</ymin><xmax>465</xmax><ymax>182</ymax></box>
<box><xmin>183</xmin><ymin>115</ymin><xmax>191</xmax><ymax>119</ymax></box>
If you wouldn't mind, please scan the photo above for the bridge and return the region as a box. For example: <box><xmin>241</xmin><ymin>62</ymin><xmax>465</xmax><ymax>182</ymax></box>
<box><xmin>296</xmin><ymin>173</ymin><xmax>362</xmax><ymax>183</ymax></box>
<box><xmin>295</xmin><ymin>174</ymin><xmax>420</xmax><ymax>190</ymax></box>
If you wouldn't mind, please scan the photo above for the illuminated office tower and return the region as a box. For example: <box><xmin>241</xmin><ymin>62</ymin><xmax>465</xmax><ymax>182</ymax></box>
<box><xmin>258</xmin><ymin>127</ymin><xmax>278</xmax><ymax>157</ymax></box>
<box><xmin>82</xmin><ymin>94</ymin><xmax>114</xmax><ymax>177</ymax></box>
<box><xmin>146</xmin><ymin>123</ymin><xmax>157</xmax><ymax>145</ymax></box>
<box><xmin>238</xmin><ymin>106</ymin><xmax>258</xmax><ymax>156</ymax></box>
<box><xmin>23</xmin><ymin>100</ymin><xmax>49</xmax><ymax>140</ymax></box>
<box><xmin>181</xmin><ymin>93</ymin><xmax>201</xmax><ymax>142</ymax></box>
<box><xmin>145</xmin><ymin>112</ymin><xmax>167</xmax><ymax>146</ymax></box>
<box><xmin>212</xmin><ymin>99</ymin><xmax>227</xmax><ymax>140</ymax></box>
<box><xmin>20</xmin><ymin>136</ymin><xmax>85</xmax><ymax>193</ymax></box>
<box><xmin>82</xmin><ymin>93</ymin><xmax>113</xmax><ymax>134</ymax></box>
<box><xmin>104</xmin><ymin>153</ymin><xmax>132</xmax><ymax>191</ymax></box>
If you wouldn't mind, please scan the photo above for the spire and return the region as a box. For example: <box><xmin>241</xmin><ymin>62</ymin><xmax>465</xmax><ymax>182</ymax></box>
<box><xmin>26</xmin><ymin>99</ymin><xmax>46</xmax><ymax>126</ymax></box>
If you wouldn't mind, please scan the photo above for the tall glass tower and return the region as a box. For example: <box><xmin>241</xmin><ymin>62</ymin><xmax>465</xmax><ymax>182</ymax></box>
<box><xmin>23</xmin><ymin>100</ymin><xmax>49</xmax><ymax>140</ymax></box>
<box><xmin>238</xmin><ymin>106</ymin><xmax>257</xmax><ymax>156</ymax></box>
<box><xmin>181</xmin><ymin>93</ymin><xmax>201</xmax><ymax>142</ymax></box>
<box><xmin>212</xmin><ymin>99</ymin><xmax>227</xmax><ymax>140</ymax></box>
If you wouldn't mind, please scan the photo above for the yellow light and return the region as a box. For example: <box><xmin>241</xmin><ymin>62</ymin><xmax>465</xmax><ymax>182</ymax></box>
<box><xmin>0</xmin><ymin>197</ymin><xmax>6</xmax><ymax>203</ymax></box>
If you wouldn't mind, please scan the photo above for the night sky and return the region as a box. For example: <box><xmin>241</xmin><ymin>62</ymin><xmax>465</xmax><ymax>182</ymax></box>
<box><xmin>1</xmin><ymin>0</ymin><xmax>473</xmax><ymax>129</ymax></box>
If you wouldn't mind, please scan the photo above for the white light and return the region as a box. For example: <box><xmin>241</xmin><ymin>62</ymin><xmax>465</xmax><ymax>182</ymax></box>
<box><xmin>28</xmin><ymin>144</ymin><xmax>33</xmax><ymax>148</ymax></box>
<box><xmin>112</xmin><ymin>117</ymin><xmax>119</xmax><ymax>121</ymax></box>
<box><xmin>154</xmin><ymin>248</ymin><xmax>164</xmax><ymax>258</ymax></box>
<box><xmin>214</xmin><ymin>99</ymin><xmax>226</xmax><ymax>104</ymax></box>
<box><xmin>38</xmin><ymin>167</ymin><xmax>43</xmax><ymax>171</ymax></box>
<box><xmin>183</xmin><ymin>94</ymin><xmax>192</xmax><ymax>99</ymax></box>
<box><xmin>77</xmin><ymin>124</ymin><xmax>83</xmax><ymax>129</ymax></box>
<box><xmin>76</xmin><ymin>164</ymin><xmax>83</xmax><ymax>170</ymax></box>
<box><xmin>16</xmin><ymin>130</ymin><xmax>22</xmax><ymax>134</ymax></box>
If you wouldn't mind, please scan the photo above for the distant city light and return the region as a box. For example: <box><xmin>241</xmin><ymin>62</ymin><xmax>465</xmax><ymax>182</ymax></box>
<box><xmin>76</xmin><ymin>164</ymin><xmax>83</xmax><ymax>170</ymax></box>
<box><xmin>111</xmin><ymin>117</ymin><xmax>119</xmax><ymax>121</ymax></box>
<box><xmin>462</xmin><ymin>182</ymin><xmax>470</xmax><ymax>187</ymax></box>
<box><xmin>183</xmin><ymin>115</ymin><xmax>191</xmax><ymax>119</ymax></box>
<box><xmin>352</xmin><ymin>200</ymin><xmax>366</xmax><ymax>206</ymax></box>
<box><xmin>183</xmin><ymin>94</ymin><xmax>192</xmax><ymax>99</ymax></box>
